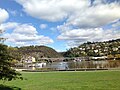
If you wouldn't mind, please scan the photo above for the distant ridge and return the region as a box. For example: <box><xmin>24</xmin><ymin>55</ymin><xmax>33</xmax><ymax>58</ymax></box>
<box><xmin>8</xmin><ymin>45</ymin><xmax>63</xmax><ymax>61</ymax></box>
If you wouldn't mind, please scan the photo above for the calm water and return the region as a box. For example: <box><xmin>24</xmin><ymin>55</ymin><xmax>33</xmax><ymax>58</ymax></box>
<box><xmin>44</xmin><ymin>60</ymin><xmax>120</xmax><ymax>70</ymax></box>
<box><xmin>18</xmin><ymin>60</ymin><xmax>120</xmax><ymax>70</ymax></box>
<box><xmin>16</xmin><ymin>60</ymin><xmax>120</xmax><ymax>70</ymax></box>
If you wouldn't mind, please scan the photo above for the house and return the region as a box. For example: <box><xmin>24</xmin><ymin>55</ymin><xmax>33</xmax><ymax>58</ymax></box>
<box><xmin>21</xmin><ymin>56</ymin><xmax>36</xmax><ymax>64</ymax></box>
<box><xmin>91</xmin><ymin>56</ymin><xmax>107</xmax><ymax>60</ymax></box>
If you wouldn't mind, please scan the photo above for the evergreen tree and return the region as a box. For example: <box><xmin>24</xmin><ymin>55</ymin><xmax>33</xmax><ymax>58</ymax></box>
<box><xmin>0</xmin><ymin>30</ymin><xmax>22</xmax><ymax>82</ymax></box>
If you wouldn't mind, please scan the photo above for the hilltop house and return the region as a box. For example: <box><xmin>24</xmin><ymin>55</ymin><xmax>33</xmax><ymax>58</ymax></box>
<box><xmin>21</xmin><ymin>56</ymin><xmax>36</xmax><ymax>64</ymax></box>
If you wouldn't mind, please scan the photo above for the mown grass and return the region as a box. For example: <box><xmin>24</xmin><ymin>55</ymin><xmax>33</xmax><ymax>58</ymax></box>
<box><xmin>1</xmin><ymin>71</ymin><xmax>120</xmax><ymax>90</ymax></box>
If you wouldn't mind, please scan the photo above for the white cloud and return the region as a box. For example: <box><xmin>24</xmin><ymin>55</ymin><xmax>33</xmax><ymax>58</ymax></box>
<box><xmin>15</xmin><ymin>0</ymin><xmax>120</xmax><ymax>48</ymax></box>
<box><xmin>0</xmin><ymin>8</ymin><xmax>9</xmax><ymax>24</ymax></box>
<box><xmin>66</xmin><ymin>2</ymin><xmax>120</xmax><ymax>28</ymax></box>
<box><xmin>15</xmin><ymin>0</ymin><xmax>120</xmax><ymax>27</ymax></box>
<box><xmin>40</xmin><ymin>24</ymin><xmax>47</xmax><ymax>29</ymax></box>
<box><xmin>0</xmin><ymin>22</ymin><xmax>19</xmax><ymax>30</ymax></box>
<box><xmin>58</xmin><ymin>27</ymin><xmax>120</xmax><ymax>47</ymax></box>
<box><xmin>13</xmin><ymin>24</ymin><xmax>38</xmax><ymax>35</ymax></box>
<box><xmin>4</xmin><ymin>33</ymin><xmax>53</xmax><ymax>46</ymax></box>
<box><xmin>15</xmin><ymin>0</ymin><xmax>89</xmax><ymax>22</ymax></box>
<box><xmin>56</xmin><ymin>1</ymin><xmax>120</xmax><ymax>48</ymax></box>
<box><xmin>1</xmin><ymin>22</ymin><xmax>53</xmax><ymax>46</ymax></box>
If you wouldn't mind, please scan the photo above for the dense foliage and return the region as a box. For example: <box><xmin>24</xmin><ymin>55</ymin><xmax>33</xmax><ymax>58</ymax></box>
<box><xmin>0</xmin><ymin>44</ymin><xmax>22</xmax><ymax>81</ymax></box>
<box><xmin>0</xmin><ymin>30</ymin><xmax>22</xmax><ymax>82</ymax></box>
<box><xmin>7</xmin><ymin>45</ymin><xmax>62</xmax><ymax>61</ymax></box>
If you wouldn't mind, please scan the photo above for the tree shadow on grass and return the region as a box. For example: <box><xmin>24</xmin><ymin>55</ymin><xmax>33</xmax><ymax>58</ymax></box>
<box><xmin>0</xmin><ymin>84</ymin><xmax>21</xmax><ymax>90</ymax></box>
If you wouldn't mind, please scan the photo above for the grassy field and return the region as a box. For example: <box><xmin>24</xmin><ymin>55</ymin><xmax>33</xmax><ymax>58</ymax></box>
<box><xmin>0</xmin><ymin>71</ymin><xmax>120</xmax><ymax>90</ymax></box>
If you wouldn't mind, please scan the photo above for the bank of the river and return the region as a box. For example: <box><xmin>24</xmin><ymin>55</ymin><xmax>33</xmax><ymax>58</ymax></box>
<box><xmin>22</xmin><ymin>68</ymin><xmax>109</xmax><ymax>72</ymax></box>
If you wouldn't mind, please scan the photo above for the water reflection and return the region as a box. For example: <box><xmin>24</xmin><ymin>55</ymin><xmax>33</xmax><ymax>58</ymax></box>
<box><xmin>36</xmin><ymin>60</ymin><xmax>120</xmax><ymax>70</ymax></box>
<box><xmin>16</xmin><ymin>60</ymin><xmax>120</xmax><ymax>70</ymax></box>
<box><xmin>46</xmin><ymin>62</ymin><xmax>69</xmax><ymax>70</ymax></box>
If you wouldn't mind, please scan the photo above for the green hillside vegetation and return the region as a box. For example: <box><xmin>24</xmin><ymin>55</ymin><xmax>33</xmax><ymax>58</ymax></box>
<box><xmin>7</xmin><ymin>45</ymin><xmax>62</xmax><ymax>61</ymax></box>
<box><xmin>64</xmin><ymin>39</ymin><xmax>120</xmax><ymax>59</ymax></box>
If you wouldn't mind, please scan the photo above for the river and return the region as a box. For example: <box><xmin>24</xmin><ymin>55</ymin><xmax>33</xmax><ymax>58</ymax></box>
<box><xmin>16</xmin><ymin>60</ymin><xmax>120</xmax><ymax>70</ymax></box>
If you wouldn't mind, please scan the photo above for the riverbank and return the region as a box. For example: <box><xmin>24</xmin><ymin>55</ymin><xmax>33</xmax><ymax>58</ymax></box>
<box><xmin>15</xmin><ymin>67</ymin><xmax>120</xmax><ymax>72</ymax></box>
<box><xmin>22</xmin><ymin>68</ymin><xmax>109</xmax><ymax>72</ymax></box>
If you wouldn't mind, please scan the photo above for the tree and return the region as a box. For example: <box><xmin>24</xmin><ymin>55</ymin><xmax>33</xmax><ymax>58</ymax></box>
<box><xmin>0</xmin><ymin>30</ymin><xmax>22</xmax><ymax>82</ymax></box>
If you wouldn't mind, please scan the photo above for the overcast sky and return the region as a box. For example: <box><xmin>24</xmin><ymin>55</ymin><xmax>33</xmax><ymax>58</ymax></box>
<box><xmin>0</xmin><ymin>0</ymin><xmax>120</xmax><ymax>52</ymax></box>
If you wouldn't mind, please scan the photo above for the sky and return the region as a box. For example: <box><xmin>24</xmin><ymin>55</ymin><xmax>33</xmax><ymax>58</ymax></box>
<box><xmin>0</xmin><ymin>0</ymin><xmax>120</xmax><ymax>52</ymax></box>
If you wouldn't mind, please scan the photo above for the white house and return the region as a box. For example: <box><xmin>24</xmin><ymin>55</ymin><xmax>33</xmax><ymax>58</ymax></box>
<box><xmin>21</xmin><ymin>56</ymin><xmax>36</xmax><ymax>63</ymax></box>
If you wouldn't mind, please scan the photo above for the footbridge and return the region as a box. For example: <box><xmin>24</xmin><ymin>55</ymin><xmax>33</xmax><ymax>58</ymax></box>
<box><xmin>37</xmin><ymin>57</ymin><xmax>89</xmax><ymax>62</ymax></box>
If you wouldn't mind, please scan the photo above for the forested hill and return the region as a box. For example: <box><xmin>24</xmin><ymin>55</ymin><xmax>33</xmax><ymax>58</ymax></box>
<box><xmin>64</xmin><ymin>39</ymin><xmax>120</xmax><ymax>57</ymax></box>
<box><xmin>8</xmin><ymin>45</ymin><xmax>62</xmax><ymax>61</ymax></box>
<box><xmin>19</xmin><ymin>46</ymin><xmax>63</xmax><ymax>57</ymax></box>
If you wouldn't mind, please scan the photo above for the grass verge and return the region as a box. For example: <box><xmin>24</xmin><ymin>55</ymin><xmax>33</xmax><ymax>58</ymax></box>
<box><xmin>0</xmin><ymin>71</ymin><xmax>120</xmax><ymax>90</ymax></box>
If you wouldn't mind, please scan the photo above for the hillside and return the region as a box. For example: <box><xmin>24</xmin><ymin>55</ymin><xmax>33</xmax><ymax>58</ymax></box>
<box><xmin>8</xmin><ymin>45</ymin><xmax>62</xmax><ymax>61</ymax></box>
<box><xmin>64</xmin><ymin>39</ymin><xmax>120</xmax><ymax>58</ymax></box>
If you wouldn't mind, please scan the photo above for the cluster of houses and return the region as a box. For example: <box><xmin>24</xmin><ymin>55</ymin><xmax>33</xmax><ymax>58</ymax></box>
<box><xmin>21</xmin><ymin>56</ymin><xmax>36</xmax><ymax>63</ymax></box>
<box><xmin>20</xmin><ymin>56</ymin><xmax>46</xmax><ymax>68</ymax></box>
<box><xmin>71</xmin><ymin>41</ymin><xmax>120</xmax><ymax>57</ymax></box>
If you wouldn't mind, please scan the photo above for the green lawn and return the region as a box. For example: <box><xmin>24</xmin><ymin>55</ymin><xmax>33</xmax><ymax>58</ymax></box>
<box><xmin>0</xmin><ymin>71</ymin><xmax>120</xmax><ymax>90</ymax></box>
